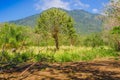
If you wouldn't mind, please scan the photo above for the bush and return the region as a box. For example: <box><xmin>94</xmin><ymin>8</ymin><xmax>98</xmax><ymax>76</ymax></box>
<box><xmin>0</xmin><ymin>23</ymin><xmax>29</xmax><ymax>49</ymax></box>
<box><xmin>0</xmin><ymin>51</ymin><xmax>12</xmax><ymax>64</ymax></box>
<box><xmin>83</xmin><ymin>33</ymin><xmax>104</xmax><ymax>47</ymax></box>
<box><xmin>110</xmin><ymin>26</ymin><xmax>120</xmax><ymax>51</ymax></box>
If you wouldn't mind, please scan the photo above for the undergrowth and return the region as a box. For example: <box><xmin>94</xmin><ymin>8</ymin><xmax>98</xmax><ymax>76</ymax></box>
<box><xmin>0</xmin><ymin>46</ymin><xmax>118</xmax><ymax>65</ymax></box>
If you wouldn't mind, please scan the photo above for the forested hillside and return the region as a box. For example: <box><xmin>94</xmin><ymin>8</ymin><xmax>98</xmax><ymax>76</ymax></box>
<box><xmin>10</xmin><ymin>9</ymin><xmax>103</xmax><ymax>34</ymax></box>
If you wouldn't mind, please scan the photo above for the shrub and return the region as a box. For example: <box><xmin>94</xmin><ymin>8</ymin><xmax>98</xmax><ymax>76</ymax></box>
<box><xmin>83</xmin><ymin>33</ymin><xmax>104</xmax><ymax>47</ymax></box>
<box><xmin>110</xmin><ymin>26</ymin><xmax>120</xmax><ymax>51</ymax></box>
<box><xmin>0</xmin><ymin>23</ymin><xmax>29</xmax><ymax>49</ymax></box>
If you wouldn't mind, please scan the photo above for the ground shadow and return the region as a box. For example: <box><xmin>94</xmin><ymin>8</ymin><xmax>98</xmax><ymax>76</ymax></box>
<box><xmin>0</xmin><ymin>60</ymin><xmax>120</xmax><ymax>80</ymax></box>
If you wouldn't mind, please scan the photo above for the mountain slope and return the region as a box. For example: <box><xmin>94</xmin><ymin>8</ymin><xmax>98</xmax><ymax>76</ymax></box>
<box><xmin>67</xmin><ymin>10</ymin><xmax>102</xmax><ymax>34</ymax></box>
<box><xmin>10</xmin><ymin>14</ymin><xmax>39</xmax><ymax>27</ymax></box>
<box><xmin>10</xmin><ymin>9</ymin><xmax>103</xmax><ymax>34</ymax></box>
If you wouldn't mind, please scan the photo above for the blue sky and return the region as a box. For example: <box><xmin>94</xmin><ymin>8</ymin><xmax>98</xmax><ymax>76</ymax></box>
<box><xmin>0</xmin><ymin>0</ymin><xmax>109</xmax><ymax>22</ymax></box>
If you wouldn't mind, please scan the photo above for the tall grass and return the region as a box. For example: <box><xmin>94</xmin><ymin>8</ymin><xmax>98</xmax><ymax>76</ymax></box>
<box><xmin>0</xmin><ymin>46</ymin><xmax>119</xmax><ymax>65</ymax></box>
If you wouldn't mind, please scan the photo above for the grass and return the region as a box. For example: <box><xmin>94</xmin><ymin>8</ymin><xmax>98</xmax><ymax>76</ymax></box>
<box><xmin>0</xmin><ymin>46</ymin><xmax>119</xmax><ymax>65</ymax></box>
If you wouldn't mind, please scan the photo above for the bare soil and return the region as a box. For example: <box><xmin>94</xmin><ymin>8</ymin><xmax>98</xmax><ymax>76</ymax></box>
<box><xmin>0</xmin><ymin>60</ymin><xmax>120</xmax><ymax>80</ymax></box>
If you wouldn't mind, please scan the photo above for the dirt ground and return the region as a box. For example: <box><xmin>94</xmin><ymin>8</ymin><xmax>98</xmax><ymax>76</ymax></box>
<box><xmin>0</xmin><ymin>60</ymin><xmax>120</xmax><ymax>80</ymax></box>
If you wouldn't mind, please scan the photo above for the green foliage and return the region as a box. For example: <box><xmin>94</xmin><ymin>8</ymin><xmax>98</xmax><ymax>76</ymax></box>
<box><xmin>0</xmin><ymin>47</ymin><xmax>118</xmax><ymax>64</ymax></box>
<box><xmin>111</xmin><ymin>26</ymin><xmax>120</xmax><ymax>34</ymax></box>
<box><xmin>0</xmin><ymin>46</ymin><xmax>118</xmax><ymax>69</ymax></box>
<box><xmin>110</xmin><ymin>26</ymin><xmax>120</xmax><ymax>51</ymax></box>
<box><xmin>0</xmin><ymin>23</ymin><xmax>28</xmax><ymax>48</ymax></box>
<box><xmin>66</xmin><ymin>17</ymin><xmax>77</xmax><ymax>46</ymax></box>
<box><xmin>12</xmin><ymin>52</ymin><xmax>34</xmax><ymax>63</ymax></box>
<box><xmin>37</xmin><ymin>8</ymin><xmax>76</xmax><ymax>49</ymax></box>
<box><xmin>0</xmin><ymin>51</ymin><xmax>35</xmax><ymax>66</ymax></box>
<box><xmin>103</xmin><ymin>0</ymin><xmax>120</xmax><ymax>51</ymax></box>
<box><xmin>54</xmin><ymin>52</ymin><xmax>80</xmax><ymax>62</ymax></box>
<box><xmin>34</xmin><ymin>53</ymin><xmax>55</xmax><ymax>62</ymax></box>
<box><xmin>0</xmin><ymin>51</ymin><xmax>12</xmax><ymax>64</ymax></box>
<box><xmin>83</xmin><ymin>34</ymin><xmax>104</xmax><ymax>47</ymax></box>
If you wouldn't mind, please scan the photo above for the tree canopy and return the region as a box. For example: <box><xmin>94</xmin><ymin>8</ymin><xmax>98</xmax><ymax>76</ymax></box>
<box><xmin>104</xmin><ymin>0</ymin><xmax>120</xmax><ymax>29</ymax></box>
<box><xmin>37</xmin><ymin>8</ymin><xmax>76</xmax><ymax>49</ymax></box>
<box><xmin>104</xmin><ymin>0</ymin><xmax>120</xmax><ymax>51</ymax></box>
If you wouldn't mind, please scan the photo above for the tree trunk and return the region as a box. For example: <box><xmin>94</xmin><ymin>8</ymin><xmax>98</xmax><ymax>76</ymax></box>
<box><xmin>53</xmin><ymin>34</ymin><xmax>59</xmax><ymax>50</ymax></box>
<box><xmin>52</xmin><ymin>26</ymin><xmax>59</xmax><ymax>50</ymax></box>
<box><xmin>70</xmin><ymin>38</ymin><xmax>74</xmax><ymax>46</ymax></box>
<box><xmin>52</xmin><ymin>27</ymin><xmax>59</xmax><ymax>50</ymax></box>
<box><xmin>115</xmin><ymin>36</ymin><xmax>120</xmax><ymax>51</ymax></box>
<box><xmin>117</xmin><ymin>41</ymin><xmax>120</xmax><ymax>51</ymax></box>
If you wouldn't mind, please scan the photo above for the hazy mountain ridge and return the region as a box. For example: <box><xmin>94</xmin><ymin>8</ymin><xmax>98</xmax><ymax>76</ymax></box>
<box><xmin>9</xmin><ymin>9</ymin><xmax>103</xmax><ymax>34</ymax></box>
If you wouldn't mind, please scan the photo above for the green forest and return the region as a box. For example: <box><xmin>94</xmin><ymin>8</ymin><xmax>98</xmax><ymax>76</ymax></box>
<box><xmin>0</xmin><ymin>0</ymin><xmax>120</xmax><ymax>80</ymax></box>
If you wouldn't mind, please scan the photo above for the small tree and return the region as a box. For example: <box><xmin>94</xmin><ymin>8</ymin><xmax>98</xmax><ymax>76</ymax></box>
<box><xmin>66</xmin><ymin>17</ymin><xmax>77</xmax><ymax>46</ymax></box>
<box><xmin>37</xmin><ymin>8</ymin><xmax>76</xmax><ymax>50</ymax></box>
<box><xmin>0</xmin><ymin>23</ymin><xmax>28</xmax><ymax>49</ymax></box>
<box><xmin>111</xmin><ymin>26</ymin><xmax>120</xmax><ymax>51</ymax></box>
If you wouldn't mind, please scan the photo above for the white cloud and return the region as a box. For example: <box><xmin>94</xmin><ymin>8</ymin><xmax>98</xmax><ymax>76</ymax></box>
<box><xmin>74</xmin><ymin>0</ymin><xmax>90</xmax><ymax>8</ymax></box>
<box><xmin>34</xmin><ymin>0</ymin><xmax>90</xmax><ymax>11</ymax></box>
<box><xmin>35</xmin><ymin>0</ymin><xmax>70</xmax><ymax>10</ymax></box>
<box><xmin>92</xmin><ymin>8</ymin><xmax>99</xmax><ymax>13</ymax></box>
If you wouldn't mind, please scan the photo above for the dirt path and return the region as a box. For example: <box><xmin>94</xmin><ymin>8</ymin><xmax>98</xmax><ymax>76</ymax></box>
<box><xmin>0</xmin><ymin>60</ymin><xmax>120</xmax><ymax>80</ymax></box>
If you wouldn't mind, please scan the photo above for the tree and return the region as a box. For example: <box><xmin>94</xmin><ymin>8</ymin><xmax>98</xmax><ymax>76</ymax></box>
<box><xmin>0</xmin><ymin>23</ymin><xmax>28</xmax><ymax>49</ymax></box>
<box><xmin>103</xmin><ymin>0</ymin><xmax>120</xmax><ymax>51</ymax></box>
<box><xmin>37</xmin><ymin>8</ymin><xmax>76</xmax><ymax>50</ymax></box>
<box><xmin>111</xmin><ymin>26</ymin><xmax>120</xmax><ymax>51</ymax></box>
<box><xmin>66</xmin><ymin>17</ymin><xmax>77</xmax><ymax>46</ymax></box>
<box><xmin>104</xmin><ymin>0</ymin><xmax>120</xmax><ymax>30</ymax></box>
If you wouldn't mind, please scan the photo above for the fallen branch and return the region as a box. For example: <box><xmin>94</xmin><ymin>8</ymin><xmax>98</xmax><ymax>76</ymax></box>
<box><xmin>20</xmin><ymin>62</ymin><xmax>36</xmax><ymax>76</ymax></box>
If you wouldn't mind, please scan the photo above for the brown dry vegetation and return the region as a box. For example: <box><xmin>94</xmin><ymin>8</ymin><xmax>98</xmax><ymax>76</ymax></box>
<box><xmin>0</xmin><ymin>59</ymin><xmax>120</xmax><ymax>80</ymax></box>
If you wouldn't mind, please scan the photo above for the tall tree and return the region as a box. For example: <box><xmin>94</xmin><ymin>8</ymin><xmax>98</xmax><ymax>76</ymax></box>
<box><xmin>103</xmin><ymin>0</ymin><xmax>120</xmax><ymax>51</ymax></box>
<box><xmin>66</xmin><ymin>17</ymin><xmax>77</xmax><ymax>46</ymax></box>
<box><xmin>37</xmin><ymin>8</ymin><xmax>76</xmax><ymax>50</ymax></box>
<box><xmin>104</xmin><ymin>0</ymin><xmax>120</xmax><ymax>29</ymax></box>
